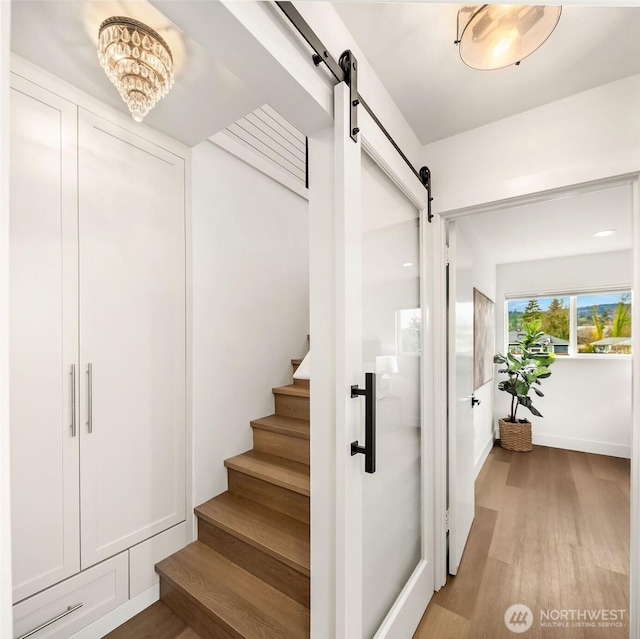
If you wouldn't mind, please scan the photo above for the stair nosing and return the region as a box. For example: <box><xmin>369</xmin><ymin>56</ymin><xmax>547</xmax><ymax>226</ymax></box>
<box><xmin>195</xmin><ymin>494</ymin><xmax>310</xmax><ymax>575</ymax></box>
<box><xmin>250</xmin><ymin>414</ymin><xmax>310</xmax><ymax>440</ymax></box>
<box><xmin>272</xmin><ymin>384</ymin><xmax>310</xmax><ymax>398</ymax></box>
<box><xmin>224</xmin><ymin>451</ymin><xmax>310</xmax><ymax>497</ymax></box>
<box><xmin>157</xmin><ymin>542</ymin><xmax>308</xmax><ymax>639</ymax></box>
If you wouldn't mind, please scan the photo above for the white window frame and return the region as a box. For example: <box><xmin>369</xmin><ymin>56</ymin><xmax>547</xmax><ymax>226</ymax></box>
<box><xmin>505</xmin><ymin>286</ymin><xmax>633</xmax><ymax>359</ymax></box>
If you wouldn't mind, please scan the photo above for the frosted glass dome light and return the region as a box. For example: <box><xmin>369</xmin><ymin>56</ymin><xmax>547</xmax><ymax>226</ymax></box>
<box><xmin>456</xmin><ymin>5</ymin><xmax>562</xmax><ymax>70</ymax></box>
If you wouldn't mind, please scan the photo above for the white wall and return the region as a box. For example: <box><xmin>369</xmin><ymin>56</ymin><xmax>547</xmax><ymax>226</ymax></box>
<box><xmin>495</xmin><ymin>250</ymin><xmax>633</xmax><ymax>458</ymax></box>
<box><xmin>423</xmin><ymin>74</ymin><xmax>640</xmax><ymax>213</ymax></box>
<box><xmin>0</xmin><ymin>2</ymin><xmax>12</xmax><ymax>635</ymax></box>
<box><xmin>455</xmin><ymin>219</ymin><xmax>497</xmax><ymax>476</ymax></box>
<box><xmin>191</xmin><ymin>141</ymin><xmax>309</xmax><ymax>506</ymax></box>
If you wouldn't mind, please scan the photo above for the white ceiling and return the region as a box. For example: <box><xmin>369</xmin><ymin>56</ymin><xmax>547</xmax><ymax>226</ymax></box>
<box><xmin>10</xmin><ymin>1</ymin><xmax>262</xmax><ymax>147</ymax></box>
<box><xmin>456</xmin><ymin>184</ymin><xmax>633</xmax><ymax>265</ymax></box>
<box><xmin>12</xmin><ymin>2</ymin><xmax>640</xmax><ymax>148</ymax></box>
<box><xmin>333</xmin><ymin>3</ymin><xmax>640</xmax><ymax>144</ymax></box>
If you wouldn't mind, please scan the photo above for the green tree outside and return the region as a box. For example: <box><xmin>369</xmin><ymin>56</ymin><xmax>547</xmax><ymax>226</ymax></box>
<box><xmin>522</xmin><ymin>299</ymin><xmax>542</xmax><ymax>325</ymax></box>
<box><xmin>592</xmin><ymin>305</ymin><xmax>606</xmax><ymax>341</ymax></box>
<box><xmin>612</xmin><ymin>294</ymin><xmax>632</xmax><ymax>338</ymax></box>
<box><xmin>541</xmin><ymin>297</ymin><xmax>569</xmax><ymax>340</ymax></box>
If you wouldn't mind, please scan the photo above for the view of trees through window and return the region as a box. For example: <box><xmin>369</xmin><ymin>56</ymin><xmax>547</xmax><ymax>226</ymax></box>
<box><xmin>508</xmin><ymin>291</ymin><xmax>632</xmax><ymax>355</ymax></box>
<box><xmin>576</xmin><ymin>292</ymin><xmax>632</xmax><ymax>354</ymax></box>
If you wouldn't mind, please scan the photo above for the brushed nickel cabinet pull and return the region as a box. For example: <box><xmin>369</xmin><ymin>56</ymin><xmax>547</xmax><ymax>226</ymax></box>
<box><xmin>18</xmin><ymin>603</ymin><xmax>83</xmax><ymax>639</ymax></box>
<box><xmin>87</xmin><ymin>363</ymin><xmax>93</xmax><ymax>433</ymax></box>
<box><xmin>70</xmin><ymin>364</ymin><xmax>76</xmax><ymax>437</ymax></box>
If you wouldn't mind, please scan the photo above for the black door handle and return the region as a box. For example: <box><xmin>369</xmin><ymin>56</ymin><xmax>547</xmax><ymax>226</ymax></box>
<box><xmin>472</xmin><ymin>395</ymin><xmax>481</xmax><ymax>407</ymax></box>
<box><xmin>350</xmin><ymin>372</ymin><xmax>377</xmax><ymax>474</ymax></box>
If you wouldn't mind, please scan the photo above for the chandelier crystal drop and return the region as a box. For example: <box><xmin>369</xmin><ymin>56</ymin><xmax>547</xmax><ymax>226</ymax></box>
<box><xmin>98</xmin><ymin>16</ymin><xmax>174</xmax><ymax>122</ymax></box>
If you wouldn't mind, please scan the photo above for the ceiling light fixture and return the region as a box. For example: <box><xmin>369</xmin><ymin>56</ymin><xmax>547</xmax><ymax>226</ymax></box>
<box><xmin>402</xmin><ymin>262</ymin><xmax>414</xmax><ymax>268</ymax></box>
<box><xmin>98</xmin><ymin>16</ymin><xmax>174</xmax><ymax>122</ymax></box>
<box><xmin>592</xmin><ymin>229</ymin><xmax>617</xmax><ymax>238</ymax></box>
<box><xmin>455</xmin><ymin>5</ymin><xmax>562</xmax><ymax>70</ymax></box>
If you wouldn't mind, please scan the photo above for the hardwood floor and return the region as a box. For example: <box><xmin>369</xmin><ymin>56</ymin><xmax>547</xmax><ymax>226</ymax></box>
<box><xmin>414</xmin><ymin>444</ymin><xmax>630</xmax><ymax>639</ymax></box>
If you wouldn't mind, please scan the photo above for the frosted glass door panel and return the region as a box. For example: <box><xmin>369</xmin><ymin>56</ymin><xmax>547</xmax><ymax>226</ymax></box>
<box><xmin>361</xmin><ymin>152</ymin><xmax>422</xmax><ymax>638</ymax></box>
<box><xmin>78</xmin><ymin>110</ymin><xmax>186</xmax><ymax>567</ymax></box>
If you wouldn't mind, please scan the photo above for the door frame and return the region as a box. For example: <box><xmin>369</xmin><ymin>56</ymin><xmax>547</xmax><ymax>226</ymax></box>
<box><xmin>0</xmin><ymin>2</ymin><xmax>12</xmax><ymax>636</ymax></box>
<box><xmin>431</xmin><ymin>173</ymin><xmax>640</xmax><ymax>637</ymax></box>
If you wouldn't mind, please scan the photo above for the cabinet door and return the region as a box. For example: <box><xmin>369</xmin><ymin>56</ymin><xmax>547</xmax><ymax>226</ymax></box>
<box><xmin>9</xmin><ymin>75</ymin><xmax>80</xmax><ymax>602</ymax></box>
<box><xmin>78</xmin><ymin>109</ymin><xmax>186</xmax><ymax>568</ymax></box>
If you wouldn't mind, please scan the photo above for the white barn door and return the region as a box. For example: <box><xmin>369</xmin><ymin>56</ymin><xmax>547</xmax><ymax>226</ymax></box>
<box><xmin>333</xmin><ymin>82</ymin><xmax>435</xmax><ymax>639</ymax></box>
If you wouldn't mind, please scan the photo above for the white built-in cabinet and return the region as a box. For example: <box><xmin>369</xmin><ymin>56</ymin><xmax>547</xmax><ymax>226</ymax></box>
<box><xmin>77</xmin><ymin>109</ymin><xmax>186</xmax><ymax>569</ymax></box>
<box><xmin>10</xmin><ymin>71</ymin><xmax>187</xmax><ymax>636</ymax></box>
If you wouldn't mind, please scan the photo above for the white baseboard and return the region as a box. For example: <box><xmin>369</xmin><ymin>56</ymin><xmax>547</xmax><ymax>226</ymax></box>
<box><xmin>474</xmin><ymin>434</ymin><xmax>495</xmax><ymax>479</ymax></box>
<box><xmin>532</xmin><ymin>433</ymin><xmax>631</xmax><ymax>459</ymax></box>
<box><xmin>67</xmin><ymin>584</ymin><xmax>159</xmax><ymax>639</ymax></box>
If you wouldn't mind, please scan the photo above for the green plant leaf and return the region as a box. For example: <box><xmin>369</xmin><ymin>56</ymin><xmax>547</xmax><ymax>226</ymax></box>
<box><xmin>498</xmin><ymin>381</ymin><xmax>517</xmax><ymax>396</ymax></box>
<box><xmin>528</xmin><ymin>404</ymin><xmax>543</xmax><ymax>417</ymax></box>
<box><xmin>533</xmin><ymin>388</ymin><xmax>544</xmax><ymax>397</ymax></box>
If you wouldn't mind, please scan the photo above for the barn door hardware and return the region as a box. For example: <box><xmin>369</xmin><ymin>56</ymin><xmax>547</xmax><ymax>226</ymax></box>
<box><xmin>339</xmin><ymin>50</ymin><xmax>359</xmax><ymax>142</ymax></box>
<box><xmin>275</xmin><ymin>1</ymin><xmax>435</xmax><ymax>220</ymax></box>
<box><xmin>420</xmin><ymin>166</ymin><xmax>434</xmax><ymax>222</ymax></box>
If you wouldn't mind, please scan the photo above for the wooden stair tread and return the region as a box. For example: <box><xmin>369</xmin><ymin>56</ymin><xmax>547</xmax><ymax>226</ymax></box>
<box><xmin>195</xmin><ymin>493</ymin><xmax>310</xmax><ymax>575</ymax></box>
<box><xmin>251</xmin><ymin>414</ymin><xmax>310</xmax><ymax>440</ymax></box>
<box><xmin>291</xmin><ymin>358</ymin><xmax>303</xmax><ymax>366</ymax></box>
<box><xmin>157</xmin><ymin>542</ymin><xmax>309</xmax><ymax>639</ymax></box>
<box><xmin>105</xmin><ymin>601</ymin><xmax>204</xmax><ymax>639</ymax></box>
<box><xmin>272</xmin><ymin>384</ymin><xmax>310</xmax><ymax>398</ymax></box>
<box><xmin>225</xmin><ymin>451</ymin><xmax>310</xmax><ymax>496</ymax></box>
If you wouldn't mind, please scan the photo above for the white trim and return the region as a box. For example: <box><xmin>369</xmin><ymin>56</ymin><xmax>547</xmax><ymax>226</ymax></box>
<box><xmin>67</xmin><ymin>584</ymin><xmax>160</xmax><ymax>639</ymax></box>
<box><xmin>210</xmin><ymin>131</ymin><xmax>309</xmax><ymax>201</ymax></box>
<box><xmin>308</xmin><ymin>122</ymin><xmax>337</xmax><ymax>639</ymax></box>
<box><xmin>333</xmin><ymin>82</ymin><xmax>362</xmax><ymax>639</ymax></box>
<box><xmin>440</xmin><ymin>174</ymin><xmax>640</xmax><ymax>222</ymax></box>
<box><xmin>184</xmin><ymin>152</ymin><xmax>196</xmax><ymax>544</ymax></box>
<box><xmin>0</xmin><ymin>2</ymin><xmax>12</xmax><ymax>636</ymax></box>
<box><xmin>630</xmin><ymin>175</ymin><xmax>640</xmax><ymax>639</ymax></box>
<box><xmin>504</xmin><ymin>284</ymin><xmax>632</xmax><ymax>299</ymax></box>
<box><xmin>532</xmin><ymin>434</ymin><xmax>631</xmax><ymax>459</ymax></box>
<box><xmin>474</xmin><ymin>435</ymin><xmax>495</xmax><ymax>479</ymax></box>
<box><xmin>431</xmin><ymin>213</ymin><xmax>448</xmax><ymax>590</ymax></box>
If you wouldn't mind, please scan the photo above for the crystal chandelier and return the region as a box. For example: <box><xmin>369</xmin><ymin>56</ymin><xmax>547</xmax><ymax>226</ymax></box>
<box><xmin>98</xmin><ymin>16</ymin><xmax>174</xmax><ymax>122</ymax></box>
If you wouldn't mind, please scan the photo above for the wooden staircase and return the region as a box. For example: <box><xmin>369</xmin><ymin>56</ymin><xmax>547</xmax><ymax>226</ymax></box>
<box><xmin>107</xmin><ymin>359</ymin><xmax>310</xmax><ymax>639</ymax></box>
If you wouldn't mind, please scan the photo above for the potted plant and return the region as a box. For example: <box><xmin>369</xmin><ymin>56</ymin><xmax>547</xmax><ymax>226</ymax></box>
<box><xmin>493</xmin><ymin>319</ymin><xmax>556</xmax><ymax>451</ymax></box>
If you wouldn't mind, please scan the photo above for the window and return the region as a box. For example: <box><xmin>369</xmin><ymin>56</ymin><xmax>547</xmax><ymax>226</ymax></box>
<box><xmin>396</xmin><ymin>308</ymin><xmax>421</xmax><ymax>355</ymax></box>
<box><xmin>508</xmin><ymin>296</ymin><xmax>570</xmax><ymax>354</ymax></box>
<box><xmin>507</xmin><ymin>291</ymin><xmax>632</xmax><ymax>356</ymax></box>
<box><xmin>576</xmin><ymin>292</ymin><xmax>632</xmax><ymax>354</ymax></box>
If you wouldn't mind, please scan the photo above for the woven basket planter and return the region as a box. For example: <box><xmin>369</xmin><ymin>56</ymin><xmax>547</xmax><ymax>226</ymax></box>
<box><xmin>499</xmin><ymin>418</ymin><xmax>533</xmax><ymax>452</ymax></box>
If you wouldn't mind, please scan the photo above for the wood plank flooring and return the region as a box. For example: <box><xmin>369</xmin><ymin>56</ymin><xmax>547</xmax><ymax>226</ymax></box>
<box><xmin>414</xmin><ymin>444</ymin><xmax>630</xmax><ymax>639</ymax></box>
